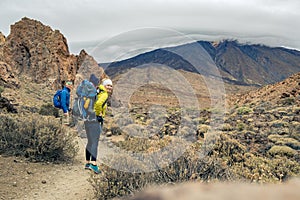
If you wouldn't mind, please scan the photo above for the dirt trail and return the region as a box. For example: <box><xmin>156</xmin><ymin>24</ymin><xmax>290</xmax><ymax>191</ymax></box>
<box><xmin>24</xmin><ymin>136</ymin><xmax>94</xmax><ymax>200</ymax></box>
<box><xmin>0</xmin><ymin>135</ymin><xmax>95</xmax><ymax>200</ymax></box>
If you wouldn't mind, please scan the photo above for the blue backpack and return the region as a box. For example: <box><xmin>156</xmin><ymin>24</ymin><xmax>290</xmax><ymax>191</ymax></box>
<box><xmin>53</xmin><ymin>90</ymin><xmax>62</xmax><ymax>108</ymax></box>
<box><xmin>72</xmin><ymin>80</ymin><xmax>97</xmax><ymax>121</ymax></box>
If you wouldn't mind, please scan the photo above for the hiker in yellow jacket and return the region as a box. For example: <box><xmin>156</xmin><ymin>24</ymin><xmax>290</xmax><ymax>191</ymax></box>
<box><xmin>84</xmin><ymin>75</ymin><xmax>113</xmax><ymax>174</ymax></box>
<box><xmin>94</xmin><ymin>79</ymin><xmax>113</xmax><ymax>124</ymax></box>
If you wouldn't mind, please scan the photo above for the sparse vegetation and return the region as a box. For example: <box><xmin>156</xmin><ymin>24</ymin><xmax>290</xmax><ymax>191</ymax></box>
<box><xmin>91</xmin><ymin>89</ymin><xmax>300</xmax><ymax>199</ymax></box>
<box><xmin>0</xmin><ymin>113</ymin><xmax>78</xmax><ymax>162</ymax></box>
<box><xmin>90</xmin><ymin>137</ymin><xmax>231</xmax><ymax>199</ymax></box>
<box><xmin>90</xmin><ymin>125</ymin><xmax>300</xmax><ymax>199</ymax></box>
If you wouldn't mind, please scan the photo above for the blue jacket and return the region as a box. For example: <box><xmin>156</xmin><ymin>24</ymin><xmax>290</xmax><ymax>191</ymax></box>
<box><xmin>60</xmin><ymin>86</ymin><xmax>71</xmax><ymax>113</ymax></box>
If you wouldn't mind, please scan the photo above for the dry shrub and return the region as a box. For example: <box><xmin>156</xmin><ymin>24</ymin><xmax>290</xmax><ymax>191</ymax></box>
<box><xmin>268</xmin><ymin>145</ymin><xmax>298</xmax><ymax>157</ymax></box>
<box><xmin>90</xmin><ymin>130</ymin><xmax>300</xmax><ymax>199</ymax></box>
<box><xmin>90</xmin><ymin>134</ymin><xmax>231</xmax><ymax>199</ymax></box>
<box><xmin>231</xmin><ymin>153</ymin><xmax>300</xmax><ymax>183</ymax></box>
<box><xmin>0</xmin><ymin>113</ymin><xmax>78</xmax><ymax>162</ymax></box>
<box><xmin>38</xmin><ymin>103</ymin><xmax>60</xmax><ymax>117</ymax></box>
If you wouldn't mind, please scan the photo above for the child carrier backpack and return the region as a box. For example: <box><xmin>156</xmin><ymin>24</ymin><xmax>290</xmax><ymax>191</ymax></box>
<box><xmin>53</xmin><ymin>90</ymin><xmax>62</xmax><ymax>108</ymax></box>
<box><xmin>72</xmin><ymin>80</ymin><xmax>97</xmax><ymax>121</ymax></box>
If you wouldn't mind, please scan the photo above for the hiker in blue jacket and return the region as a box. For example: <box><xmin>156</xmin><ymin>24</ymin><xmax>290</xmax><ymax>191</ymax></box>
<box><xmin>61</xmin><ymin>81</ymin><xmax>73</xmax><ymax>125</ymax></box>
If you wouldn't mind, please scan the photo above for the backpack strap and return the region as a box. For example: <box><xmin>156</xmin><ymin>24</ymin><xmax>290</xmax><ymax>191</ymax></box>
<box><xmin>102</xmin><ymin>97</ymin><xmax>108</xmax><ymax>109</ymax></box>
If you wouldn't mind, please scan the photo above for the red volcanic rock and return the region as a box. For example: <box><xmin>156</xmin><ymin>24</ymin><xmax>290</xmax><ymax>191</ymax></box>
<box><xmin>2</xmin><ymin>17</ymin><xmax>78</xmax><ymax>86</ymax></box>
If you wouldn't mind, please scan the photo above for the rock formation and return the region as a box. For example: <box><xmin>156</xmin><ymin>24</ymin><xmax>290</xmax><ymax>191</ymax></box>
<box><xmin>0</xmin><ymin>17</ymin><xmax>103</xmax><ymax>89</ymax></box>
<box><xmin>1</xmin><ymin>17</ymin><xmax>78</xmax><ymax>86</ymax></box>
<box><xmin>0</xmin><ymin>62</ymin><xmax>20</xmax><ymax>88</ymax></box>
<box><xmin>0</xmin><ymin>32</ymin><xmax>5</xmax><ymax>58</ymax></box>
<box><xmin>0</xmin><ymin>32</ymin><xmax>20</xmax><ymax>88</ymax></box>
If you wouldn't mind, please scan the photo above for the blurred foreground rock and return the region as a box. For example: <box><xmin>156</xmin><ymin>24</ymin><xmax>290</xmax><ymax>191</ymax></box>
<box><xmin>123</xmin><ymin>179</ymin><xmax>300</xmax><ymax>200</ymax></box>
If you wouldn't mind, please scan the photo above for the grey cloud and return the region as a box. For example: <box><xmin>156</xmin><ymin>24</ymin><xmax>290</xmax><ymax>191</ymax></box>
<box><xmin>0</xmin><ymin>0</ymin><xmax>299</xmax><ymax>62</ymax></box>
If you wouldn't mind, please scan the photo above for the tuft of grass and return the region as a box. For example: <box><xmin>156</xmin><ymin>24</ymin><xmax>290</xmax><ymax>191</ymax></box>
<box><xmin>0</xmin><ymin>86</ymin><xmax>4</xmax><ymax>97</ymax></box>
<box><xmin>237</xmin><ymin>106</ymin><xmax>253</xmax><ymax>115</ymax></box>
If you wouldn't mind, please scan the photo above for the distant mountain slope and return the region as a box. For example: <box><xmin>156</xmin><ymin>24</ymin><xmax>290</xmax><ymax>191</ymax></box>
<box><xmin>103</xmin><ymin>40</ymin><xmax>300</xmax><ymax>86</ymax></box>
<box><xmin>228</xmin><ymin>71</ymin><xmax>300</xmax><ymax>107</ymax></box>
<box><xmin>103</xmin><ymin>49</ymin><xmax>196</xmax><ymax>78</ymax></box>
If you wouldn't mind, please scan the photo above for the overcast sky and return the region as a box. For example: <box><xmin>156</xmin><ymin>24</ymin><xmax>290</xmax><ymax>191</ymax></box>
<box><xmin>1</xmin><ymin>0</ymin><xmax>299</xmax><ymax>62</ymax></box>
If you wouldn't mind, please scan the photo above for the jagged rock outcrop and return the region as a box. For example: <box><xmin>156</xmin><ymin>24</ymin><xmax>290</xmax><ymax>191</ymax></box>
<box><xmin>1</xmin><ymin>17</ymin><xmax>79</xmax><ymax>86</ymax></box>
<box><xmin>0</xmin><ymin>17</ymin><xmax>105</xmax><ymax>89</ymax></box>
<box><xmin>77</xmin><ymin>49</ymin><xmax>103</xmax><ymax>79</ymax></box>
<box><xmin>0</xmin><ymin>32</ymin><xmax>19</xmax><ymax>87</ymax></box>
<box><xmin>0</xmin><ymin>32</ymin><xmax>5</xmax><ymax>58</ymax></box>
<box><xmin>0</xmin><ymin>62</ymin><xmax>20</xmax><ymax>88</ymax></box>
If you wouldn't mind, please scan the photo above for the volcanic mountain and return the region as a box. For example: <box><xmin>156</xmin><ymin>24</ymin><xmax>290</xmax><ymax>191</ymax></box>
<box><xmin>104</xmin><ymin>40</ymin><xmax>300</xmax><ymax>87</ymax></box>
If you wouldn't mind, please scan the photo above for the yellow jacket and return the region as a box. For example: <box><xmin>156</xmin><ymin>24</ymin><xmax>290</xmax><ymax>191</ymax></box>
<box><xmin>94</xmin><ymin>85</ymin><xmax>109</xmax><ymax>117</ymax></box>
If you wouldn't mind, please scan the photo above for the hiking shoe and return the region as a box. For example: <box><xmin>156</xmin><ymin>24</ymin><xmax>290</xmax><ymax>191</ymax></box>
<box><xmin>89</xmin><ymin>164</ymin><xmax>101</xmax><ymax>174</ymax></box>
<box><xmin>84</xmin><ymin>163</ymin><xmax>91</xmax><ymax>170</ymax></box>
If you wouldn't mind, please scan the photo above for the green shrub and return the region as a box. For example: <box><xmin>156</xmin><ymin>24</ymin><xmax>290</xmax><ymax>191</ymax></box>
<box><xmin>0</xmin><ymin>113</ymin><xmax>78</xmax><ymax>162</ymax></box>
<box><xmin>237</xmin><ymin>123</ymin><xmax>246</xmax><ymax>131</ymax></box>
<box><xmin>237</xmin><ymin>106</ymin><xmax>253</xmax><ymax>115</ymax></box>
<box><xmin>0</xmin><ymin>86</ymin><xmax>4</xmax><ymax>97</ymax></box>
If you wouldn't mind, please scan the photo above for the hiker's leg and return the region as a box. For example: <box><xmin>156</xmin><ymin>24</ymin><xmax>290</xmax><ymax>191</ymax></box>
<box><xmin>62</xmin><ymin>113</ymin><xmax>70</xmax><ymax>125</ymax></box>
<box><xmin>85</xmin><ymin>149</ymin><xmax>92</xmax><ymax>162</ymax></box>
<box><xmin>85</xmin><ymin>121</ymin><xmax>93</xmax><ymax>162</ymax></box>
<box><xmin>90</xmin><ymin>122</ymin><xmax>101</xmax><ymax>162</ymax></box>
<box><xmin>59</xmin><ymin>109</ymin><xmax>69</xmax><ymax>125</ymax></box>
<box><xmin>85</xmin><ymin>121</ymin><xmax>101</xmax><ymax>162</ymax></box>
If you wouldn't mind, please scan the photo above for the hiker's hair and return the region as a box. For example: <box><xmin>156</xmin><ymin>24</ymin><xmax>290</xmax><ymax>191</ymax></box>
<box><xmin>61</xmin><ymin>80</ymin><xmax>66</xmax><ymax>89</ymax></box>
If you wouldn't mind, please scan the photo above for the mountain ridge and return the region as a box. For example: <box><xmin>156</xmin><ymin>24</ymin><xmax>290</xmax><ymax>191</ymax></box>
<box><xmin>103</xmin><ymin>40</ymin><xmax>300</xmax><ymax>86</ymax></box>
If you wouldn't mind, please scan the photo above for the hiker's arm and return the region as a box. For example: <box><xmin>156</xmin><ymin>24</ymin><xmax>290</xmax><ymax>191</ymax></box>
<box><xmin>60</xmin><ymin>90</ymin><xmax>69</xmax><ymax>114</ymax></box>
<box><xmin>94</xmin><ymin>93</ymin><xmax>108</xmax><ymax>116</ymax></box>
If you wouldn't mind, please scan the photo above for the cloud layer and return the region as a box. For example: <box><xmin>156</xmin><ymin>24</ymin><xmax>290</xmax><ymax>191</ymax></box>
<box><xmin>1</xmin><ymin>0</ymin><xmax>299</xmax><ymax>62</ymax></box>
